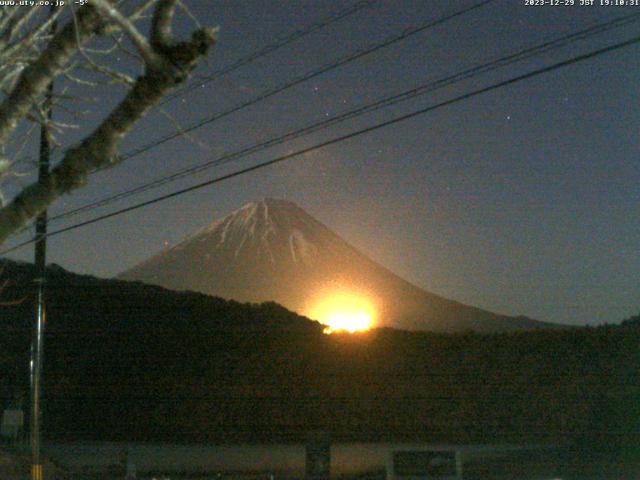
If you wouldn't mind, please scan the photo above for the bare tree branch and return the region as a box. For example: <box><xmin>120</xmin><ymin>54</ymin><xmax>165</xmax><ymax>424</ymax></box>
<box><xmin>151</xmin><ymin>0</ymin><xmax>178</xmax><ymax>49</ymax></box>
<box><xmin>0</xmin><ymin>5</ymin><xmax>106</xmax><ymax>146</ymax></box>
<box><xmin>92</xmin><ymin>0</ymin><xmax>162</xmax><ymax>68</ymax></box>
<box><xmin>0</xmin><ymin>3</ymin><xmax>217</xmax><ymax>243</ymax></box>
<box><xmin>126</xmin><ymin>0</ymin><xmax>159</xmax><ymax>23</ymax></box>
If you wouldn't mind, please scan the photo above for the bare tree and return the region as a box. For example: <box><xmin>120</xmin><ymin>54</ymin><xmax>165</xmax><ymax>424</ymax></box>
<box><xmin>0</xmin><ymin>0</ymin><xmax>217</xmax><ymax>245</ymax></box>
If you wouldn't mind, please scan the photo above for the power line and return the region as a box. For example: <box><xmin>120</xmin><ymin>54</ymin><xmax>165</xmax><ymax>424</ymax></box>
<box><xmin>49</xmin><ymin>11</ymin><xmax>640</xmax><ymax>222</ymax></box>
<box><xmin>4</xmin><ymin>0</ymin><xmax>497</xmax><ymax>241</ymax></box>
<box><xmin>0</xmin><ymin>1</ymin><xmax>374</xmax><ymax>240</ymax></box>
<box><xmin>2</xmin><ymin>32</ymin><xmax>637</xmax><ymax>256</ymax></box>
<box><xmin>96</xmin><ymin>0</ymin><xmax>495</xmax><ymax>171</ymax></box>
<box><xmin>158</xmin><ymin>0</ymin><xmax>377</xmax><ymax>107</ymax></box>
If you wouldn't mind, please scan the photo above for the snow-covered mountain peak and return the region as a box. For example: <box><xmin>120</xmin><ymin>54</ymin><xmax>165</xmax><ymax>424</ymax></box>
<box><xmin>178</xmin><ymin>198</ymin><xmax>323</xmax><ymax>266</ymax></box>
<box><xmin>202</xmin><ymin>198</ymin><xmax>300</xmax><ymax>231</ymax></box>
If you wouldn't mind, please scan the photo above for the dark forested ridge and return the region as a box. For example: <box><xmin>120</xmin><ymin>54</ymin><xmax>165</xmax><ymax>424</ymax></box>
<box><xmin>0</xmin><ymin>260</ymin><xmax>638</xmax><ymax>461</ymax></box>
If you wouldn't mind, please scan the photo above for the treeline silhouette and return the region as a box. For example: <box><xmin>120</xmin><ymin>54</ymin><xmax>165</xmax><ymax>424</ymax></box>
<box><xmin>0</xmin><ymin>260</ymin><xmax>638</xmax><ymax>462</ymax></box>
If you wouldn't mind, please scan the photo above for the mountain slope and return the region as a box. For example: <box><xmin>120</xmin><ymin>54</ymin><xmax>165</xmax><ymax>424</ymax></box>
<box><xmin>120</xmin><ymin>198</ymin><xmax>550</xmax><ymax>333</ymax></box>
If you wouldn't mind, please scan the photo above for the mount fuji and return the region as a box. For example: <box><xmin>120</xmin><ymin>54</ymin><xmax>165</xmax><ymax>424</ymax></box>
<box><xmin>119</xmin><ymin>198</ymin><xmax>549</xmax><ymax>332</ymax></box>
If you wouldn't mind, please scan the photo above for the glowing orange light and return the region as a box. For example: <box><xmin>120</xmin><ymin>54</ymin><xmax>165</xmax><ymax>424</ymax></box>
<box><xmin>306</xmin><ymin>292</ymin><xmax>376</xmax><ymax>334</ymax></box>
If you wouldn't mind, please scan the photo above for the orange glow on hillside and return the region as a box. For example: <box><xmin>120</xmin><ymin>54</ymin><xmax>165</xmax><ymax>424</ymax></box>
<box><xmin>306</xmin><ymin>292</ymin><xmax>376</xmax><ymax>334</ymax></box>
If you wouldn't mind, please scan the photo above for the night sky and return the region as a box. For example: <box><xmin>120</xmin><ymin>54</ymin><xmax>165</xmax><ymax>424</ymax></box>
<box><xmin>2</xmin><ymin>0</ymin><xmax>639</xmax><ymax>326</ymax></box>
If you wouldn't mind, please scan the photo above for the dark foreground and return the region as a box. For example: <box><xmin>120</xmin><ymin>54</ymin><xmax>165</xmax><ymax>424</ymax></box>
<box><xmin>2</xmin><ymin>440</ymin><xmax>637</xmax><ymax>480</ymax></box>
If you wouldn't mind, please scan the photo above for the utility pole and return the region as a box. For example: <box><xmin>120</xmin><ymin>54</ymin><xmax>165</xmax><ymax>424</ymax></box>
<box><xmin>31</xmin><ymin>9</ymin><xmax>55</xmax><ymax>480</ymax></box>
<box><xmin>31</xmin><ymin>88</ymin><xmax>51</xmax><ymax>480</ymax></box>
